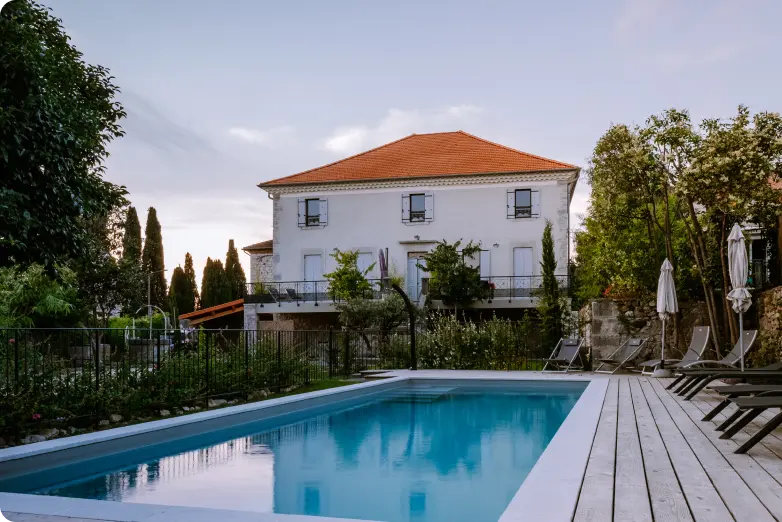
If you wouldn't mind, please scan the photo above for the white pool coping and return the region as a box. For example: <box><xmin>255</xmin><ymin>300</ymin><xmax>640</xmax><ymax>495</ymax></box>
<box><xmin>0</xmin><ymin>371</ymin><xmax>608</xmax><ymax>522</ymax></box>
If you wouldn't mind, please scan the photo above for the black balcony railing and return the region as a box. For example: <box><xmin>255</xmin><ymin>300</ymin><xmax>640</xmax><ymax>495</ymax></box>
<box><xmin>479</xmin><ymin>275</ymin><xmax>570</xmax><ymax>301</ymax></box>
<box><xmin>245</xmin><ymin>279</ymin><xmax>388</xmax><ymax>306</ymax></box>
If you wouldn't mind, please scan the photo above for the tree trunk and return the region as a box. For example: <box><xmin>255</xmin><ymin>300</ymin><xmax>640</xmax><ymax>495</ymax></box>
<box><xmin>681</xmin><ymin>197</ymin><xmax>723</xmax><ymax>357</ymax></box>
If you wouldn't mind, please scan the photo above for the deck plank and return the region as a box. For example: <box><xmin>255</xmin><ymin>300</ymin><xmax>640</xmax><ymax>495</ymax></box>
<box><xmin>613</xmin><ymin>378</ymin><xmax>653</xmax><ymax>522</ymax></box>
<box><xmin>574</xmin><ymin>379</ymin><xmax>619</xmax><ymax>522</ymax></box>
<box><xmin>639</xmin><ymin>379</ymin><xmax>733</xmax><ymax>522</ymax></box>
<box><xmin>648</xmin><ymin>378</ymin><xmax>776</xmax><ymax>522</ymax></box>
<box><xmin>629</xmin><ymin>378</ymin><xmax>693</xmax><ymax>522</ymax></box>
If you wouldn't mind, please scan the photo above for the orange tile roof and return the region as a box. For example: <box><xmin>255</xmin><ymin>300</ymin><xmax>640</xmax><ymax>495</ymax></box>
<box><xmin>179</xmin><ymin>298</ymin><xmax>244</xmax><ymax>324</ymax></box>
<box><xmin>261</xmin><ymin>131</ymin><xmax>577</xmax><ymax>187</ymax></box>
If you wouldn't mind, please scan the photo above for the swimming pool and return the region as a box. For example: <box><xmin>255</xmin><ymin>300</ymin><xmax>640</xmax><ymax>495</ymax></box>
<box><xmin>0</xmin><ymin>376</ymin><xmax>601</xmax><ymax>522</ymax></box>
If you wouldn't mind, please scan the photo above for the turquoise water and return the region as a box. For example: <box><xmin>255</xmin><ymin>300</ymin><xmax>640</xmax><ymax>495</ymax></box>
<box><xmin>32</xmin><ymin>382</ymin><xmax>584</xmax><ymax>522</ymax></box>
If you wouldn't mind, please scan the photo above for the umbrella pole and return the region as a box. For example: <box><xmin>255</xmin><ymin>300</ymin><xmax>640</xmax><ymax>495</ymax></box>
<box><xmin>660</xmin><ymin>316</ymin><xmax>665</xmax><ymax>370</ymax></box>
<box><xmin>739</xmin><ymin>312</ymin><xmax>744</xmax><ymax>372</ymax></box>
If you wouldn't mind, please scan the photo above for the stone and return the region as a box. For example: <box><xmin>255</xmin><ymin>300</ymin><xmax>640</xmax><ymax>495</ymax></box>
<box><xmin>647</xmin><ymin>300</ymin><xmax>656</xmax><ymax>308</ymax></box>
<box><xmin>22</xmin><ymin>434</ymin><xmax>47</xmax><ymax>444</ymax></box>
<box><xmin>68</xmin><ymin>427</ymin><xmax>78</xmax><ymax>434</ymax></box>
<box><xmin>40</xmin><ymin>428</ymin><xmax>59</xmax><ymax>439</ymax></box>
<box><xmin>159</xmin><ymin>409</ymin><xmax>171</xmax><ymax>417</ymax></box>
<box><xmin>175</xmin><ymin>409</ymin><xmax>184</xmax><ymax>415</ymax></box>
<box><xmin>182</xmin><ymin>406</ymin><xmax>191</xmax><ymax>412</ymax></box>
<box><xmin>249</xmin><ymin>390</ymin><xmax>268</xmax><ymax>401</ymax></box>
<box><xmin>99</xmin><ymin>420</ymin><xmax>110</xmax><ymax>427</ymax></box>
<box><xmin>58</xmin><ymin>429</ymin><xmax>69</xmax><ymax>437</ymax></box>
<box><xmin>192</xmin><ymin>406</ymin><xmax>202</xmax><ymax>411</ymax></box>
<box><xmin>0</xmin><ymin>437</ymin><xmax>6</xmax><ymax>447</ymax></box>
<box><xmin>208</xmin><ymin>399</ymin><xmax>227</xmax><ymax>408</ymax></box>
<box><xmin>109</xmin><ymin>414</ymin><xmax>123</xmax><ymax>423</ymax></box>
<box><xmin>624</xmin><ymin>310</ymin><xmax>634</xmax><ymax>317</ymax></box>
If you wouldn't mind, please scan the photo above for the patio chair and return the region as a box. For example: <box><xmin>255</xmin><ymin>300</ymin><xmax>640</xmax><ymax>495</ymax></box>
<box><xmin>667</xmin><ymin>330</ymin><xmax>758</xmax><ymax>394</ymax></box>
<box><xmin>703</xmin><ymin>380</ymin><xmax>782</xmax><ymax>422</ymax></box>
<box><xmin>594</xmin><ymin>338</ymin><xmax>647</xmax><ymax>374</ymax></box>
<box><xmin>638</xmin><ymin>326</ymin><xmax>710</xmax><ymax>376</ymax></box>
<box><xmin>717</xmin><ymin>393</ymin><xmax>782</xmax><ymax>454</ymax></box>
<box><xmin>267</xmin><ymin>287</ymin><xmax>288</xmax><ymax>304</ymax></box>
<box><xmin>285</xmin><ymin>288</ymin><xmax>302</xmax><ymax>302</ymax></box>
<box><xmin>542</xmin><ymin>338</ymin><xmax>584</xmax><ymax>373</ymax></box>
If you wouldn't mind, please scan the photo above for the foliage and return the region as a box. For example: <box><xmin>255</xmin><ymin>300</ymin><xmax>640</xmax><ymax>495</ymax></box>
<box><xmin>224</xmin><ymin>239</ymin><xmax>246</xmax><ymax>301</ymax></box>
<box><xmin>336</xmin><ymin>293</ymin><xmax>411</xmax><ymax>332</ymax></box>
<box><xmin>0</xmin><ymin>264</ymin><xmax>81</xmax><ymax>327</ymax></box>
<box><xmin>419</xmin><ymin>239</ymin><xmax>488</xmax><ymax>308</ymax></box>
<box><xmin>538</xmin><ymin>221</ymin><xmax>564</xmax><ymax>348</ymax></box>
<box><xmin>120</xmin><ymin>207</ymin><xmax>144</xmax><ymax>314</ymax></box>
<box><xmin>183</xmin><ymin>253</ymin><xmax>200</xmax><ymax>309</ymax></box>
<box><xmin>324</xmin><ymin>249</ymin><xmax>374</xmax><ymax>300</ymax></box>
<box><xmin>417</xmin><ymin>314</ymin><xmax>539</xmax><ymax>370</ymax></box>
<box><xmin>73</xmin><ymin>210</ymin><xmax>128</xmax><ymax>326</ymax></box>
<box><xmin>200</xmin><ymin>257</ymin><xmax>230</xmax><ymax>308</ymax></box>
<box><xmin>168</xmin><ymin>266</ymin><xmax>188</xmax><ymax>317</ymax></box>
<box><xmin>0</xmin><ymin>0</ymin><xmax>127</xmax><ymax>270</ymax></box>
<box><xmin>141</xmin><ymin>207</ymin><xmax>167</xmax><ymax>310</ymax></box>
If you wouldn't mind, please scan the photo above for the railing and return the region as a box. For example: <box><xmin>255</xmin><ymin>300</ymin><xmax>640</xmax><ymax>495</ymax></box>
<box><xmin>0</xmin><ymin>323</ymin><xmax>550</xmax><ymax>433</ymax></box>
<box><xmin>479</xmin><ymin>275</ymin><xmax>570</xmax><ymax>301</ymax></box>
<box><xmin>245</xmin><ymin>279</ymin><xmax>387</xmax><ymax>305</ymax></box>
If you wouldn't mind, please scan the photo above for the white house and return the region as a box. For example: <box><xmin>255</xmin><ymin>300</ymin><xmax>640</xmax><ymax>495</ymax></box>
<box><xmin>245</xmin><ymin>131</ymin><xmax>579</xmax><ymax>330</ymax></box>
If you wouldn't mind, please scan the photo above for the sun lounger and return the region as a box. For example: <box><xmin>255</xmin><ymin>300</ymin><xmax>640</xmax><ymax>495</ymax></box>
<box><xmin>702</xmin><ymin>382</ymin><xmax>782</xmax><ymax>422</ymax></box>
<box><xmin>638</xmin><ymin>326</ymin><xmax>710</xmax><ymax>376</ymax></box>
<box><xmin>718</xmin><ymin>394</ymin><xmax>782</xmax><ymax>454</ymax></box>
<box><xmin>594</xmin><ymin>338</ymin><xmax>647</xmax><ymax>374</ymax></box>
<box><xmin>666</xmin><ymin>330</ymin><xmax>758</xmax><ymax>393</ymax></box>
<box><xmin>542</xmin><ymin>338</ymin><xmax>584</xmax><ymax>373</ymax></box>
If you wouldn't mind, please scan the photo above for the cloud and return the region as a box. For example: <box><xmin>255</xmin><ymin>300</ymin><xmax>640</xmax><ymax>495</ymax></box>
<box><xmin>228</xmin><ymin>125</ymin><xmax>295</xmax><ymax>147</ymax></box>
<box><xmin>320</xmin><ymin>105</ymin><xmax>483</xmax><ymax>155</ymax></box>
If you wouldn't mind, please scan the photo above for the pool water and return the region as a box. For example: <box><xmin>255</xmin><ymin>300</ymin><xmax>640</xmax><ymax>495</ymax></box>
<box><xmin>33</xmin><ymin>382</ymin><xmax>584</xmax><ymax>522</ymax></box>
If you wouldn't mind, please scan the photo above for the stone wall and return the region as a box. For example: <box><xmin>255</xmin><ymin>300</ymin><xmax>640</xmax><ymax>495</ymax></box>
<box><xmin>752</xmin><ymin>286</ymin><xmax>782</xmax><ymax>366</ymax></box>
<box><xmin>249</xmin><ymin>253</ymin><xmax>274</xmax><ymax>283</ymax></box>
<box><xmin>581</xmin><ymin>298</ymin><xmax>709</xmax><ymax>362</ymax></box>
<box><xmin>274</xmin><ymin>312</ymin><xmax>340</xmax><ymax>331</ymax></box>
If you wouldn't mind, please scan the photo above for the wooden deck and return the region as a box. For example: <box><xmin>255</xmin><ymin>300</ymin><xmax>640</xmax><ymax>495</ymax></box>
<box><xmin>574</xmin><ymin>376</ymin><xmax>782</xmax><ymax>522</ymax></box>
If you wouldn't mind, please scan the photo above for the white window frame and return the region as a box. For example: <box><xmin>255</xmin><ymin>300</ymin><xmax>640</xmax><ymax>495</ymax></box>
<box><xmin>506</xmin><ymin>188</ymin><xmax>540</xmax><ymax>219</ymax></box>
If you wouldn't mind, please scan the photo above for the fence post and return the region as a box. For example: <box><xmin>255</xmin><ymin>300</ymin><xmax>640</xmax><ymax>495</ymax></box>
<box><xmin>276</xmin><ymin>330</ymin><xmax>282</xmax><ymax>392</ymax></box>
<box><xmin>205</xmin><ymin>333</ymin><xmax>210</xmax><ymax>407</ymax></box>
<box><xmin>245</xmin><ymin>330</ymin><xmax>250</xmax><ymax>395</ymax></box>
<box><xmin>94</xmin><ymin>330</ymin><xmax>100</xmax><ymax>392</ymax></box>
<box><xmin>13</xmin><ymin>328</ymin><xmax>19</xmax><ymax>393</ymax></box>
<box><xmin>343</xmin><ymin>331</ymin><xmax>350</xmax><ymax>377</ymax></box>
<box><xmin>156</xmin><ymin>332</ymin><xmax>161</xmax><ymax>373</ymax></box>
<box><xmin>328</xmin><ymin>327</ymin><xmax>334</xmax><ymax>378</ymax></box>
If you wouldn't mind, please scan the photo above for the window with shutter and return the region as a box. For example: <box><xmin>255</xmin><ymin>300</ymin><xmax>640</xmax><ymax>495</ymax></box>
<box><xmin>424</xmin><ymin>192</ymin><xmax>434</xmax><ymax>221</ymax></box>
<box><xmin>305</xmin><ymin>198</ymin><xmax>321</xmax><ymax>226</ymax></box>
<box><xmin>507</xmin><ymin>189</ymin><xmax>540</xmax><ymax>219</ymax></box>
<box><xmin>318</xmin><ymin>199</ymin><xmax>328</xmax><ymax>226</ymax></box>
<box><xmin>402</xmin><ymin>193</ymin><xmax>411</xmax><ymax>223</ymax></box>
<box><xmin>298</xmin><ymin>199</ymin><xmax>306</xmax><ymax>227</ymax></box>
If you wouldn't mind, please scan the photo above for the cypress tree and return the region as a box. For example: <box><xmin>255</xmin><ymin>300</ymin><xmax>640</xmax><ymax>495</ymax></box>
<box><xmin>200</xmin><ymin>257</ymin><xmax>230</xmax><ymax>309</ymax></box>
<box><xmin>120</xmin><ymin>206</ymin><xmax>144</xmax><ymax>314</ymax></box>
<box><xmin>141</xmin><ymin>207</ymin><xmax>167</xmax><ymax>310</ymax></box>
<box><xmin>183</xmin><ymin>252</ymin><xmax>199</xmax><ymax>310</ymax></box>
<box><xmin>538</xmin><ymin>220</ymin><xmax>563</xmax><ymax>349</ymax></box>
<box><xmin>168</xmin><ymin>265</ymin><xmax>193</xmax><ymax>316</ymax></box>
<box><xmin>224</xmin><ymin>239</ymin><xmax>247</xmax><ymax>300</ymax></box>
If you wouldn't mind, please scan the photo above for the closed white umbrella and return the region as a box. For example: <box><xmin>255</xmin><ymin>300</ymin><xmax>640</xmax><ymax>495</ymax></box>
<box><xmin>654</xmin><ymin>258</ymin><xmax>679</xmax><ymax>377</ymax></box>
<box><xmin>727</xmin><ymin>223</ymin><xmax>751</xmax><ymax>371</ymax></box>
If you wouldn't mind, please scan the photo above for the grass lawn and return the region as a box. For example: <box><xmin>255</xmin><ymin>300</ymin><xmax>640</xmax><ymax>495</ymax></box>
<box><xmin>272</xmin><ymin>378</ymin><xmax>360</xmax><ymax>399</ymax></box>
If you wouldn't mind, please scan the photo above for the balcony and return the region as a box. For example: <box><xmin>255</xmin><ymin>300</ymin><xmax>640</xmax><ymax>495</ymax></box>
<box><xmin>245</xmin><ymin>280</ymin><xmax>387</xmax><ymax>306</ymax></box>
<box><xmin>244</xmin><ymin>275</ymin><xmax>571</xmax><ymax>311</ymax></box>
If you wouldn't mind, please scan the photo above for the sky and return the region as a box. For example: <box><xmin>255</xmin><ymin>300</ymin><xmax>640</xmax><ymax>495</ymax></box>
<box><xmin>40</xmin><ymin>0</ymin><xmax>782</xmax><ymax>285</ymax></box>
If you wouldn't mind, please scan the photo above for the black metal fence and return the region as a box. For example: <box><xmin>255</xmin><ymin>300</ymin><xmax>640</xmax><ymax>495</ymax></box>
<box><xmin>0</xmin><ymin>323</ymin><xmax>550</xmax><ymax>433</ymax></box>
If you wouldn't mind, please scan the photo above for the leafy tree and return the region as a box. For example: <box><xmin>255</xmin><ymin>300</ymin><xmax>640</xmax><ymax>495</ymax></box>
<box><xmin>119</xmin><ymin>206</ymin><xmax>144</xmax><ymax>314</ymax></box>
<box><xmin>74</xmin><ymin>210</ymin><xmax>127</xmax><ymax>326</ymax></box>
<box><xmin>0</xmin><ymin>0</ymin><xmax>127</xmax><ymax>270</ymax></box>
<box><xmin>183</xmin><ymin>252</ymin><xmax>199</xmax><ymax>310</ymax></box>
<box><xmin>538</xmin><ymin>221</ymin><xmax>564</xmax><ymax>348</ymax></box>
<box><xmin>0</xmin><ymin>264</ymin><xmax>81</xmax><ymax>327</ymax></box>
<box><xmin>224</xmin><ymin>239</ymin><xmax>247</xmax><ymax>300</ymax></box>
<box><xmin>419</xmin><ymin>239</ymin><xmax>488</xmax><ymax>310</ymax></box>
<box><xmin>141</xmin><ymin>207</ymin><xmax>167</xmax><ymax>310</ymax></box>
<box><xmin>324</xmin><ymin>249</ymin><xmax>375</xmax><ymax>301</ymax></box>
<box><xmin>200</xmin><ymin>257</ymin><xmax>230</xmax><ymax>308</ymax></box>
